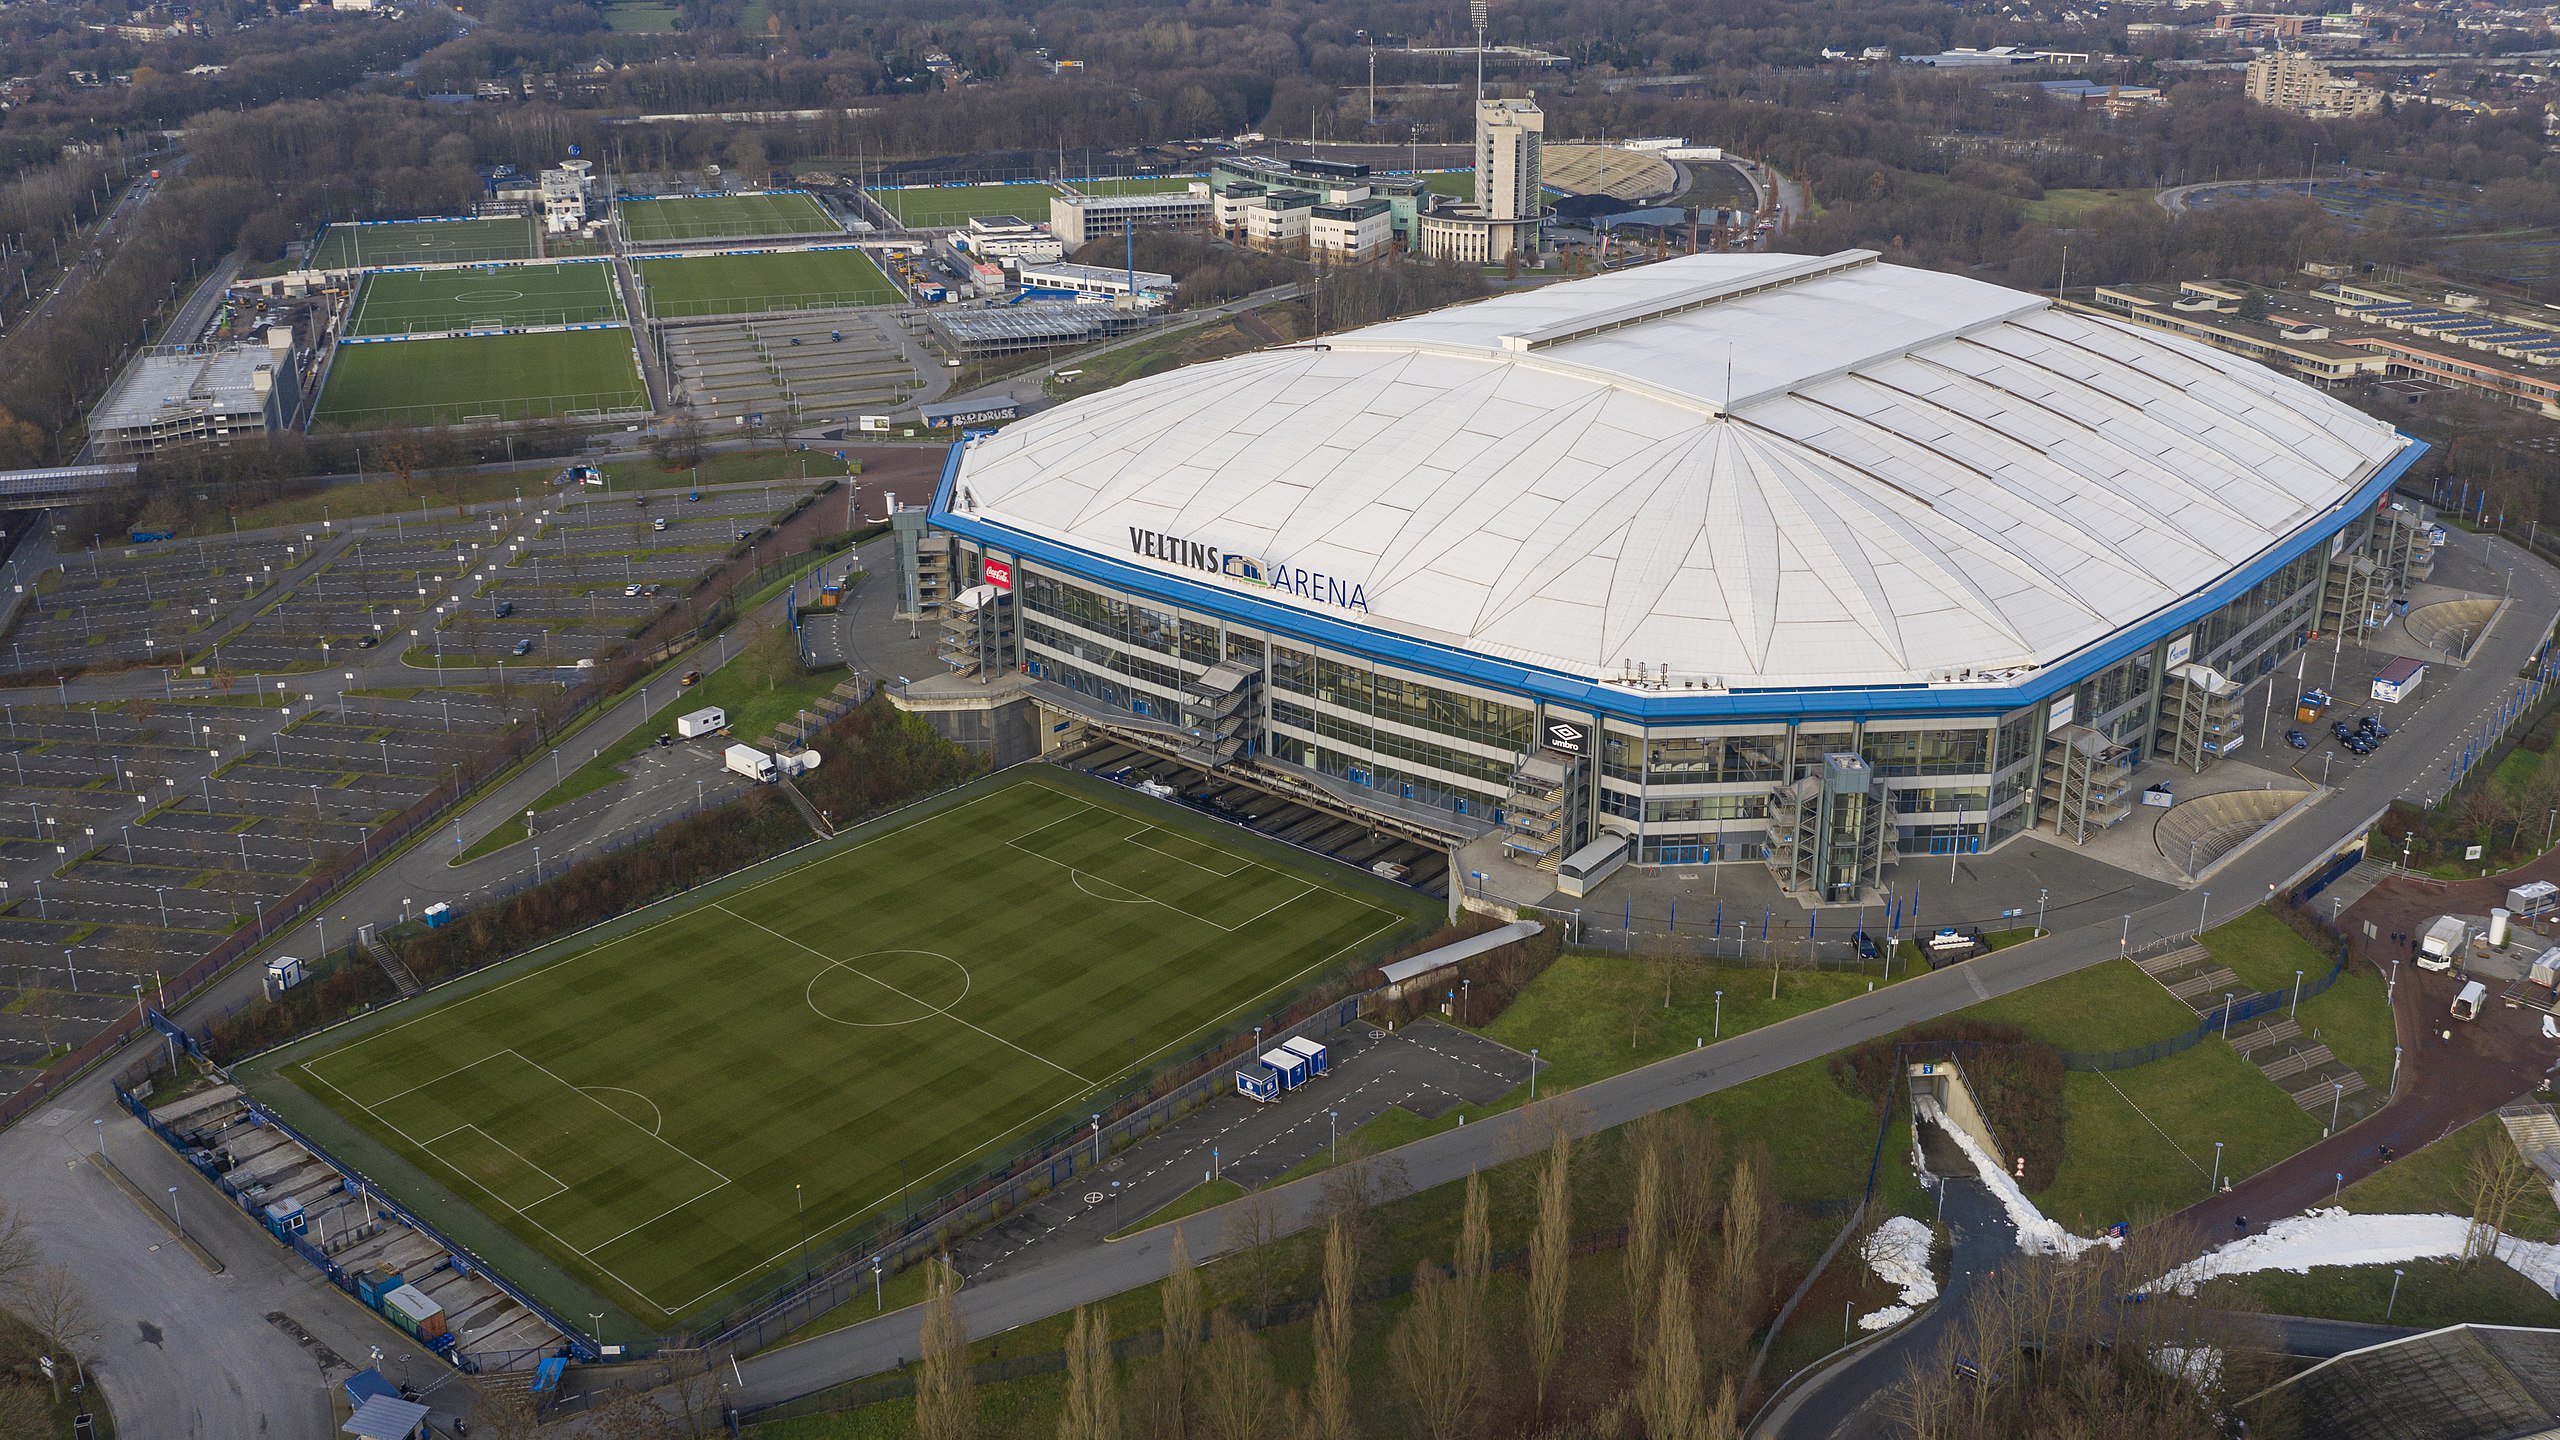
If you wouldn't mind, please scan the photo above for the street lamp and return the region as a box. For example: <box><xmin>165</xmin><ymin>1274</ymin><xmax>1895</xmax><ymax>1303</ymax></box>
<box><xmin>1528</xmin><ymin>1047</ymin><xmax>1540</xmax><ymax>1100</ymax></box>
<box><xmin>2291</xmin><ymin>969</ymin><xmax>2305</xmax><ymax>1017</ymax></box>
<box><xmin>2209</xmin><ymin>1140</ymin><xmax>2225</xmax><ymax>1193</ymax></box>
<box><xmin>1714</xmin><ymin>990</ymin><xmax>1724</xmax><ymax>1039</ymax></box>
<box><xmin>2386</xmin><ymin>1267</ymin><xmax>2405</xmax><ymax>1321</ymax></box>
<box><xmin>168</xmin><ymin>1184</ymin><xmax>184</xmax><ymax>1236</ymax></box>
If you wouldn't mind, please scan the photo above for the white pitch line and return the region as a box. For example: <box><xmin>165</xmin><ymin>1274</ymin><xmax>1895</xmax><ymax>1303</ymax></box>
<box><xmin>715</xmin><ymin>903</ymin><xmax>1093</xmax><ymax>1087</ymax></box>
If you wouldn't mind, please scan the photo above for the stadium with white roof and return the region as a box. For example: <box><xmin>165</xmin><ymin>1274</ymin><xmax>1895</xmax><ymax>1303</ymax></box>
<box><xmin>914</xmin><ymin>249</ymin><xmax>2428</xmax><ymax>899</ymax></box>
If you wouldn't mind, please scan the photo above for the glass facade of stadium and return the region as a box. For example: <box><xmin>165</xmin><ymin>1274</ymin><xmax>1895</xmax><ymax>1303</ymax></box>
<box><xmin>917</xmin><ymin>483</ymin><xmax>2431</xmax><ymax>882</ymax></box>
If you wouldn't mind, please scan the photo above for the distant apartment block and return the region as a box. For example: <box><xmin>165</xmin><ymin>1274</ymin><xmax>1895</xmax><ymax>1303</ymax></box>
<box><xmin>2245</xmin><ymin>51</ymin><xmax>2384</xmax><ymax>117</ymax></box>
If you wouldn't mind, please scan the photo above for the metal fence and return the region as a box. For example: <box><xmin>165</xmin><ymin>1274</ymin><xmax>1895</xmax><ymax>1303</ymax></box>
<box><xmin>690</xmin><ymin>990</ymin><xmax>1368</xmax><ymax>1355</ymax></box>
<box><xmin>2058</xmin><ymin>942</ymin><xmax>2352</xmax><ymax>1072</ymax></box>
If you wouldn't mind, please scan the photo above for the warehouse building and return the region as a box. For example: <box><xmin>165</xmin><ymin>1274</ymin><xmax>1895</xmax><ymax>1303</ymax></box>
<box><xmin>900</xmin><ymin>250</ymin><xmax>2422</xmax><ymax>899</ymax></box>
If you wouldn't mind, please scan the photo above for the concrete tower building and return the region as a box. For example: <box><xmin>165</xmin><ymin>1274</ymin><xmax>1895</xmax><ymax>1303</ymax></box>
<box><xmin>1420</xmin><ymin>95</ymin><xmax>1547</xmax><ymax>264</ymax></box>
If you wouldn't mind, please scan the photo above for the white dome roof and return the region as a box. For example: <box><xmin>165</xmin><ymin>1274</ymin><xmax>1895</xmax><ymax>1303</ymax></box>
<box><xmin>950</xmin><ymin>251</ymin><xmax>2408</xmax><ymax>691</ymax></box>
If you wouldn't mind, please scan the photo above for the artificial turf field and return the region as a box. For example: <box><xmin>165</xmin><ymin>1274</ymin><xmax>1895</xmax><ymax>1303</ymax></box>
<box><xmin>616</xmin><ymin>192</ymin><xmax>837</xmax><ymax>243</ymax></box>
<box><xmin>313</xmin><ymin>329</ymin><xmax>647</xmax><ymax>427</ymax></box>
<box><xmin>344</xmin><ymin>262</ymin><xmax>622</xmax><ymax>336</ymax></box>
<box><xmin>635</xmin><ymin>248</ymin><xmax>899</xmax><ymax>317</ymax></box>
<box><xmin>869</xmin><ymin>181</ymin><xmax>1064</xmax><ymax>229</ymax></box>
<box><xmin>249</xmin><ymin>770</ymin><xmax>1431</xmax><ymax>1322</ymax></box>
<box><xmin>310</xmin><ymin>217</ymin><xmax>540</xmax><ymax>270</ymax></box>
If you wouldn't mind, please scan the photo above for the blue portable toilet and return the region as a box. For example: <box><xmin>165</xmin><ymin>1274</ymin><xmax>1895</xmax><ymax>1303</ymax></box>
<box><xmin>1279</xmin><ymin>1036</ymin><xmax>1328</xmax><ymax>1077</ymax></box>
<box><xmin>1259</xmin><ymin>1048</ymin><xmax>1310</xmax><ymax>1092</ymax></box>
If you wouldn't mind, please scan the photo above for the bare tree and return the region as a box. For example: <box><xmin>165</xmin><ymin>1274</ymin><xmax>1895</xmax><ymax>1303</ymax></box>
<box><xmin>1656</xmin><ymin>1111</ymin><xmax>1724</xmax><ymax>1275</ymax></box>
<box><xmin>1315</xmin><ymin>1155</ymin><xmax>1407</xmax><ymax>1283</ymax></box>
<box><xmin>13</xmin><ymin>1265</ymin><xmax>97</xmax><ymax>1396</ymax></box>
<box><xmin>1719</xmin><ymin>1148</ymin><xmax>1771</xmax><ymax>1312</ymax></box>
<box><xmin>0</xmin><ymin>1198</ymin><xmax>35</xmax><ymax>1295</ymax></box>
<box><xmin>1390</xmin><ymin>1260</ymin><xmax>1487</xmax><ymax>1440</ymax></box>
<box><xmin>655</xmin><ymin>1350</ymin><xmax>727</xmax><ymax>1438</ymax></box>
<box><xmin>465</xmin><ymin>1373</ymin><xmax>545</xmax><ymax>1440</ymax></box>
<box><xmin>1528</xmin><ymin>1128</ymin><xmax>1572</xmax><ymax>1423</ymax></box>
<box><xmin>1223</xmin><ymin>1188</ymin><xmax>1288</xmax><ymax>1324</ymax></box>
<box><xmin>2464</xmin><ymin>1134</ymin><xmax>2538</xmax><ymax>1263</ymax></box>
<box><xmin>1058</xmin><ymin>1305</ymin><xmax>1120</xmax><ymax>1440</ymax></box>
<box><xmin>1200</xmin><ymin>1310</ymin><xmax>1280</xmax><ymax>1440</ymax></box>
<box><xmin>1456</xmin><ymin>1169</ymin><xmax>1490</xmax><ymax>1300</ymax></box>
<box><xmin>1624</xmin><ymin>1132</ymin><xmax>1666</xmax><ymax>1349</ymax></box>
<box><xmin>1636</xmin><ymin>1266</ymin><xmax>1704</xmax><ymax>1440</ymax></box>
<box><xmin>1310</xmin><ymin>1216</ymin><xmax>1357</xmax><ymax>1440</ymax></box>
<box><xmin>1146</xmin><ymin>1227</ymin><xmax>1202</xmax><ymax>1439</ymax></box>
<box><xmin>916</xmin><ymin>1258</ymin><xmax>977</xmax><ymax>1440</ymax></box>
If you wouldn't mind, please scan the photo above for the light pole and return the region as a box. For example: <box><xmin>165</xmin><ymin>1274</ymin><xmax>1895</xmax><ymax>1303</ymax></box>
<box><xmin>2386</xmin><ymin>1267</ymin><xmax>2404</xmax><ymax>1321</ymax></box>
<box><xmin>795</xmin><ymin>1182</ymin><xmax>810</xmax><ymax>1285</ymax></box>
<box><xmin>1090</xmin><ymin>1113</ymin><xmax>1102</xmax><ymax>1165</ymax></box>
<box><xmin>2291</xmin><ymin>969</ymin><xmax>2305</xmax><ymax>1017</ymax></box>
<box><xmin>2035</xmin><ymin>887</ymin><xmax>2047</xmax><ymax>935</ymax></box>
<box><xmin>2330</xmin><ymin>1081</ymin><xmax>2344</xmax><ymax>1135</ymax></box>
<box><xmin>2392</xmin><ymin>1043</ymin><xmax>2403</xmax><ymax>1094</ymax></box>
<box><xmin>168</xmin><ymin>1184</ymin><xmax>184</xmax><ymax>1237</ymax></box>
<box><xmin>1529</xmin><ymin>1047</ymin><xmax>1540</xmax><ymax>1099</ymax></box>
<box><xmin>1328</xmin><ymin>1108</ymin><xmax>1338</xmax><ymax>1165</ymax></box>
<box><xmin>1111</xmin><ymin>1181</ymin><xmax>1122</xmax><ymax>1233</ymax></box>
<box><xmin>2199</xmin><ymin>890</ymin><xmax>2211</xmax><ymax>936</ymax></box>
<box><xmin>2222</xmin><ymin>991</ymin><xmax>2235</xmax><ymax>1034</ymax></box>
<box><xmin>2209</xmin><ymin>1140</ymin><xmax>2225</xmax><ymax>1194</ymax></box>
<box><xmin>873</xmin><ymin>1255</ymin><xmax>884</xmax><ymax>1311</ymax></box>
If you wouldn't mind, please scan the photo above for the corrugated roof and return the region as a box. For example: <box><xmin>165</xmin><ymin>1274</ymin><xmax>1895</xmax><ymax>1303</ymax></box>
<box><xmin>953</xmin><ymin>251</ymin><xmax>2407</xmax><ymax>690</ymax></box>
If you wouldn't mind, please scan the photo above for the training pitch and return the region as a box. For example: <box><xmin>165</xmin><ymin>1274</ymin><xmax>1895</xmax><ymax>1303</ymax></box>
<box><xmin>310</xmin><ymin>217</ymin><xmax>541</xmax><ymax>270</ymax></box>
<box><xmin>636</xmin><ymin>248</ymin><xmax>899</xmax><ymax>317</ymax></box>
<box><xmin>617</xmin><ymin>192</ymin><xmax>837</xmax><ymax>243</ymax></box>
<box><xmin>313</xmin><ymin>329</ymin><xmax>648</xmax><ymax>428</ymax></box>
<box><xmin>870</xmin><ymin>182</ymin><xmax>1063</xmax><ymax>229</ymax></box>
<box><xmin>344</xmin><ymin>263</ymin><xmax>623</xmax><ymax>337</ymax></box>
<box><xmin>245</xmin><ymin>771</ymin><xmax>1432</xmax><ymax>1322</ymax></box>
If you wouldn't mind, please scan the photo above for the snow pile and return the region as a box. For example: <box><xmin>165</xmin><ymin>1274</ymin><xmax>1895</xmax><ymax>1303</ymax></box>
<box><xmin>1916</xmin><ymin>1097</ymin><xmax>2117</xmax><ymax>1259</ymax></box>
<box><xmin>1858</xmin><ymin>1215</ymin><xmax>1938</xmax><ymax>1330</ymax></box>
<box><xmin>2151</xmin><ymin>1345</ymin><xmax>2223</xmax><ymax>1392</ymax></box>
<box><xmin>2147</xmin><ymin>1207</ymin><xmax>2560</xmax><ymax>1295</ymax></box>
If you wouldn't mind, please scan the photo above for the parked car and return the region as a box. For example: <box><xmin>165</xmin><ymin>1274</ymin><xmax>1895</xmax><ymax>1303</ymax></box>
<box><xmin>679</xmin><ymin>670</ymin><xmax>703</xmax><ymax>687</ymax></box>
<box><xmin>511</xmin><ymin>638</ymin><xmax>534</xmax><ymax>656</ymax></box>
<box><xmin>623</xmin><ymin>583</ymin><xmax>644</xmax><ymax>597</ymax></box>
<box><xmin>354</xmin><ymin>635</ymin><xmax>379</xmax><ymax>650</ymax></box>
<box><xmin>2286</xmin><ymin>730</ymin><xmax>2308</xmax><ymax>749</ymax></box>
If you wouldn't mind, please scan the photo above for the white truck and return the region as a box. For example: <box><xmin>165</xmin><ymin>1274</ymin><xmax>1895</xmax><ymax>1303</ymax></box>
<box><xmin>725</xmin><ymin>744</ymin><xmax>776</xmax><ymax>783</ymax></box>
<box><xmin>2418</xmin><ymin>915</ymin><xmax>2470</xmax><ymax>972</ymax></box>
<box><xmin>676</xmin><ymin>706</ymin><xmax>727</xmax><ymax>739</ymax></box>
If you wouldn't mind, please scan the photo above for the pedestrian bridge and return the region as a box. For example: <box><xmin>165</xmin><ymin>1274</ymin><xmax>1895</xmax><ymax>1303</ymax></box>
<box><xmin>0</xmin><ymin>465</ymin><xmax>138</xmax><ymax>503</ymax></box>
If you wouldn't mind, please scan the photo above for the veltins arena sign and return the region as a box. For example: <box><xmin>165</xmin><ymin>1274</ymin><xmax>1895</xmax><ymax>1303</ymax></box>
<box><xmin>1126</xmin><ymin>527</ymin><xmax>1370</xmax><ymax>615</ymax></box>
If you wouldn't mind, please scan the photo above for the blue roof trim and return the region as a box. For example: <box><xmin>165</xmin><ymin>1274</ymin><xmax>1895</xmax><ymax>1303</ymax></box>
<box><xmin>931</xmin><ymin>435</ymin><xmax>2429</xmax><ymax>725</ymax></box>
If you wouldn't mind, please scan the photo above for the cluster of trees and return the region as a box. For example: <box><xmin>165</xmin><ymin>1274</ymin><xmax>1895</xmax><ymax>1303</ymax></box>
<box><xmin>0</xmin><ymin>1202</ymin><xmax>99</xmax><ymax>1433</ymax></box>
<box><xmin>910</xmin><ymin>1106</ymin><xmax>1781</xmax><ymax>1439</ymax></box>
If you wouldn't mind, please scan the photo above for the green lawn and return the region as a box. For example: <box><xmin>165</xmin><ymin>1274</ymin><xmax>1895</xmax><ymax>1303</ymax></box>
<box><xmin>2202</xmin><ymin>910</ymin><xmax>2339</xmax><ymax>995</ymax></box>
<box><xmin>314</xmin><ymin>330</ymin><xmax>647</xmax><ymax>428</ymax></box>
<box><xmin>345</xmin><ymin>261</ymin><xmax>621</xmax><ymax>336</ymax></box>
<box><xmin>244</xmin><ymin>770</ymin><xmax>1434</xmax><ymax>1323</ymax></box>
<box><xmin>2034</xmin><ymin>1042</ymin><xmax>2323</xmax><ymax>1232</ymax></box>
<box><xmin>618</xmin><ymin>193</ymin><xmax>838</xmax><ymax>244</ymax></box>
<box><xmin>2020</xmin><ymin>187</ymin><xmax>2156</xmax><ymax>225</ymax></box>
<box><xmin>1962</xmin><ymin>957</ymin><xmax>2198</xmax><ymax>1051</ymax></box>
<box><xmin>2339</xmin><ymin>1114</ymin><xmax>2560</xmax><ymax>1239</ymax></box>
<box><xmin>636</xmin><ymin>249</ymin><xmax>899</xmax><ymax>318</ymax></box>
<box><xmin>603</xmin><ymin>0</ymin><xmax>678</xmax><ymax>29</ymax></box>
<box><xmin>2201</xmin><ymin>1257</ymin><xmax>2560</xmax><ymax>1330</ymax></box>
<box><xmin>869</xmin><ymin>182</ymin><xmax>1063</xmax><ymax>229</ymax></box>
<box><xmin>1063</xmin><ymin>175</ymin><xmax>1202</xmax><ymax>198</ymax></box>
<box><xmin>1420</xmin><ymin>170</ymin><xmax>1475</xmax><ymax>198</ymax></box>
<box><xmin>310</xmin><ymin>216</ymin><xmax>538</xmax><ymax>271</ymax></box>
<box><xmin>1478</xmin><ymin>952</ymin><xmax>1897</xmax><ymax>1093</ymax></box>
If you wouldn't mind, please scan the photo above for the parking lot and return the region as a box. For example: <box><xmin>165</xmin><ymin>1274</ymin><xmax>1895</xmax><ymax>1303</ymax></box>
<box><xmin>661</xmin><ymin>311</ymin><xmax>932</xmax><ymax>429</ymax></box>
<box><xmin>0</xmin><ymin>473</ymin><xmax>830</xmax><ymax>1106</ymax></box>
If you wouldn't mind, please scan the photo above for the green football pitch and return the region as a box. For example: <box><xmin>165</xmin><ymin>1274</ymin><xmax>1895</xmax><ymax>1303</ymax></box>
<box><xmin>313</xmin><ymin>329</ymin><xmax>647</xmax><ymax>428</ymax></box>
<box><xmin>869</xmin><ymin>182</ymin><xmax>1063</xmax><ymax>229</ymax></box>
<box><xmin>251</xmin><ymin>771</ymin><xmax>1431</xmax><ymax>1322</ymax></box>
<box><xmin>617</xmin><ymin>193</ymin><xmax>837</xmax><ymax>243</ymax></box>
<box><xmin>344</xmin><ymin>263</ymin><xmax>622</xmax><ymax>337</ymax></box>
<box><xmin>310</xmin><ymin>217</ymin><xmax>540</xmax><ymax>270</ymax></box>
<box><xmin>636</xmin><ymin>248</ymin><xmax>899</xmax><ymax>318</ymax></box>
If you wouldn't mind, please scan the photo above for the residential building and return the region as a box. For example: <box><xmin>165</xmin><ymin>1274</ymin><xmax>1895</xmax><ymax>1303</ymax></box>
<box><xmin>2245</xmin><ymin>50</ymin><xmax>2385</xmax><ymax>117</ymax></box>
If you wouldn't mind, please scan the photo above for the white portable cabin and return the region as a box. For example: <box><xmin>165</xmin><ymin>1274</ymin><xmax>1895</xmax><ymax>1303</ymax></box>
<box><xmin>2511</xmin><ymin>881</ymin><xmax>2560</xmax><ymax>919</ymax></box>
<box><xmin>1557</xmin><ymin>833</ymin><xmax>1630</xmax><ymax>898</ymax></box>
<box><xmin>262</xmin><ymin>955</ymin><xmax>305</xmax><ymax>999</ymax></box>
<box><xmin>676</xmin><ymin>706</ymin><xmax>727</xmax><ymax>738</ymax></box>
<box><xmin>2535</xmin><ymin>947</ymin><xmax>2560</xmax><ymax>990</ymax></box>
<box><xmin>1259</xmin><ymin>1048</ymin><xmax>1311</xmax><ymax>1091</ymax></box>
<box><xmin>2453</xmin><ymin>980</ymin><xmax>2489</xmax><ymax>1021</ymax></box>
<box><xmin>1278</xmin><ymin>1035</ymin><xmax>1329</xmax><ymax>1077</ymax></box>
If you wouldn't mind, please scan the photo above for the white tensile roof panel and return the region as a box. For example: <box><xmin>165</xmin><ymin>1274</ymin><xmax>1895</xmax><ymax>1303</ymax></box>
<box><xmin>951</xmin><ymin>251</ymin><xmax>2408</xmax><ymax>690</ymax></box>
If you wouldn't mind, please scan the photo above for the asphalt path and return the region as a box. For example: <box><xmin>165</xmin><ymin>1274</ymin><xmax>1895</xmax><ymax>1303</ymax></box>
<box><xmin>730</xmin><ymin>523</ymin><xmax>2560</xmax><ymax>1407</ymax></box>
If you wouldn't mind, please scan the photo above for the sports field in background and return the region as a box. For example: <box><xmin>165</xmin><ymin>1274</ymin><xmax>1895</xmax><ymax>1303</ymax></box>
<box><xmin>616</xmin><ymin>192</ymin><xmax>837</xmax><ymax>243</ymax></box>
<box><xmin>635</xmin><ymin>249</ymin><xmax>899</xmax><ymax>317</ymax></box>
<box><xmin>313</xmin><ymin>329</ymin><xmax>647</xmax><ymax>428</ymax></box>
<box><xmin>870</xmin><ymin>182</ymin><xmax>1063</xmax><ymax>229</ymax></box>
<box><xmin>249</xmin><ymin>770</ymin><xmax>1430</xmax><ymax>1322</ymax></box>
<box><xmin>1063</xmin><ymin>175</ymin><xmax>1203</xmax><ymax>198</ymax></box>
<box><xmin>344</xmin><ymin>263</ymin><xmax>622</xmax><ymax>337</ymax></box>
<box><xmin>310</xmin><ymin>217</ymin><xmax>541</xmax><ymax>270</ymax></box>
